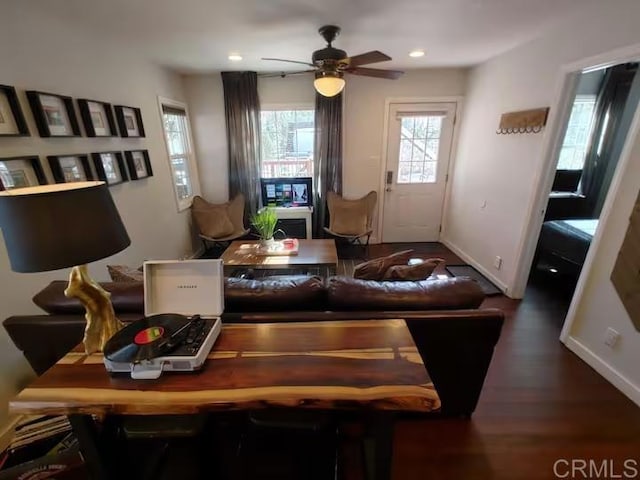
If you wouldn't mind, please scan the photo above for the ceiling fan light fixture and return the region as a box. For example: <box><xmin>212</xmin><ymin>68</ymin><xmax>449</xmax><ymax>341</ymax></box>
<box><xmin>228</xmin><ymin>53</ymin><xmax>243</xmax><ymax>61</ymax></box>
<box><xmin>313</xmin><ymin>71</ymin><xmax>345</xmax><ymax>97</ymax></box>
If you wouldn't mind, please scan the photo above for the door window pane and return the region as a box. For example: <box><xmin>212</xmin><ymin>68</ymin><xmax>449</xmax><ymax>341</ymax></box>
<box><xmin>397</xmin><ymin>115</ymin><xmax>443</xmax><ymax>184</ymax></box>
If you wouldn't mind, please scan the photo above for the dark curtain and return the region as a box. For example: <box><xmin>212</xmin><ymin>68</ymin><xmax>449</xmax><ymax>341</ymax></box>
<box><xmin>580</xmin><ymin>64</ymin><xmax>636</xmax><ymax>208</ymax></box>
<box><xmin>221</xmin><ymin>71</ymin><xmax>261</xmax><ymax>219</ymax></box>
<box><xmin>313</xmin><ymin>92</ymin><xmax>343</xmax><ymax>237</ymax></box>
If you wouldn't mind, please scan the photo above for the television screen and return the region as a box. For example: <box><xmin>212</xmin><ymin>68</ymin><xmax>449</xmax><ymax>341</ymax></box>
<box><xmin>261</xmin><ymin>177</ymin><xmax>312</xmax><ymax>207</ymax></box>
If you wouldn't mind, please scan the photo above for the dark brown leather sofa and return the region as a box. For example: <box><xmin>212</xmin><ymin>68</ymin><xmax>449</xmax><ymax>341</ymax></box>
<box><xmin>4</xmin><ymin>275</ymin><xmax>503</xmax><ymax>417</ymax></box>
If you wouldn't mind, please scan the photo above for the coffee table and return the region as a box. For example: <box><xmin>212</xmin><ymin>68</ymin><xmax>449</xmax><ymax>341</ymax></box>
<box><xmin>221</xmin><ymin>239</ymin><xmax>338</xmax><ymax>276</ymax></box>
<box><xmin>10</xmin><ymin>319</ymin><xmax>440</xmax><ymax>480</ymax></box>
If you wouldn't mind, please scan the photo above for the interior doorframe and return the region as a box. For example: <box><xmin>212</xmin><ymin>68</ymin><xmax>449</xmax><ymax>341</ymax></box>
<box><xmin>376</xmin><ymin>96</ymin><xmax>463</xmax><ymax>243</ymax></box>
<box><xmin>508</xmin><ymin>42</ymin><xmax>640</xmax><ymax>334</ymax></box>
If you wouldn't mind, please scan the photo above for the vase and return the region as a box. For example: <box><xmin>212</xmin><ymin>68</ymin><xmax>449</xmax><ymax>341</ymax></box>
<box><xmin>260</xmin><ymin>237</ymin><xmax>275</xmax><ymax>249</ymax></box>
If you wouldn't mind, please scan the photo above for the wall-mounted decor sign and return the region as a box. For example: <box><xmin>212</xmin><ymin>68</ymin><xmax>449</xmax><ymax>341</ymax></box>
<box><xmin>48</xmin><ymin>154</ymin><xmax>94</xmax><ymax>183</ymax></box>
<box><xmin>0</xmin><ymin>156</ymin><xmax>46</xmax><ymax>191</ymax></box>
<box><xmin>114</xmin><ymin>105</ymin><xmax>145</xmax><ymax>138</ymax></box>
<box><xmin>0</xmin><ymin>85</ymin><xmax>29</xmax><ymax>137</ymax></box>
<box><xmin>124</xmin><ymin>150</ymin><xmax>153</xmax><ymax>180</ymax></box>
<box><xmin>77</xmin><ymin>99</ymin><xmax>118</xmax><ymax>137</ymax></box>
<box><xmin>496</xmin><ymin>107</ymin><xmax>550</xmax><ymax>134</ymax></box>
<box><xmin>611</xmin><ymin>189</ymin><xmax>640</xmax><ymax>331</ymax></box>
<box><xmin>91</xmin><ymin>151</ymin><xmax>128</xmax><ymax>187</ymax></box>
<box><xmin>26</xmin><ymin>91</ymin><xmax>81</xmax><ymax>137</ymax></box>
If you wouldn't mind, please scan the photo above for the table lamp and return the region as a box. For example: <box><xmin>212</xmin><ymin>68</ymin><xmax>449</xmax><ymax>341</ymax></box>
<box><xmin>0</xmin><ymin>181</ymin><xmax>131</xmax><ymax>354</ymax></box>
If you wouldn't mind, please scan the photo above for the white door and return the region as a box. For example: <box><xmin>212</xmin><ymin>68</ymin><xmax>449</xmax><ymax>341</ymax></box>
<box><xmin>381</xmin><ymin>103</ymin><xmax>456</xmax><ymax>242</ymax></box>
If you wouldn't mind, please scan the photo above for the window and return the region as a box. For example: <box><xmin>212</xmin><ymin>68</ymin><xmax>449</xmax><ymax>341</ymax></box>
<box><xmin>557</xmin><ymin>95</ymin><xmax>597</xmax><ymax>170</ymax></box>
<box><xmin>159</xmin><ymin>98</ymin><xmax>199</xmax><ymax>211</ymax></box>
<box><xmin>397</xmin><ymin>115</ymin><xmax>443</xmax><ymax>184</ymax></box>
<box><xmin>260</xmin><ymin>108</ymin><xmax>314</xmax><ymax>178</ymax></box>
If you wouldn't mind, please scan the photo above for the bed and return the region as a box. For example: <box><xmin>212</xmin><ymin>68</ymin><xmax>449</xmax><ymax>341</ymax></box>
<box><xmin>536</xmin><ymin>219</ymin><xmax>599</xmax><ymax>272</ymax></box>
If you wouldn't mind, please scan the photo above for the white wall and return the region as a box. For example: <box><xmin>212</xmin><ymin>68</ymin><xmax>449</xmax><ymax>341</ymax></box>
<box><xmin>443</xmin><ymin>1</ymin><xmax>640</xmax><ymax>295</ymax></box>
<box><xmin>183</xmin><ymin>68</ymin><xmax>469</xmax><ymax>234</ymax></box>
<box><xmin>0</xmin><ymin>5</ymin><xmax>192</xmax><ymax>427</ymax></box>
<box><xmin>564</xmin><ymin>114</ymin><xmax>640</xmax><ymax>406</ymax></box>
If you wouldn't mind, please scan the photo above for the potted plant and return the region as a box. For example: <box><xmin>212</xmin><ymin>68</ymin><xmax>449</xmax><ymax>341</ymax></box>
<box><xmin>251</xmin><ymin>207</ymin><xmax>279</xmax><ymax>247</ymax></box>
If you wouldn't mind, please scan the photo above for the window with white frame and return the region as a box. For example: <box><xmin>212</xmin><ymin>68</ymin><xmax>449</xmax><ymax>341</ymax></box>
<box><xmin>557</xmin><ymin>95</ymin><xmax>597</xmax><ymax>170</ymax></box>
<box><xmin>260</xmin><ymin>108</ymin><xmax>314</xmax><ymax>178</ymax></box>
<box><xmin>159</xmin><ymin>99</ymin><xmax>199</xmax><ymax>210</ymax></box>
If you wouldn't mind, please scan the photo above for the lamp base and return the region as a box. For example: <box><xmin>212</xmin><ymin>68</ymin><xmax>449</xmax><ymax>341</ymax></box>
<box><xmin>64</xmin><ymin>265</ymin><xmax>124</xmax><ymax>355</ymax></box>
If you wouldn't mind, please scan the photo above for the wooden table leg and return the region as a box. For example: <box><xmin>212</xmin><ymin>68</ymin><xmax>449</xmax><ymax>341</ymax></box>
<box><xmin>363</xmin><ymin>412</ymin><xmax>394</xmax><ymax>480</ymax></box>
<box><xmin>69</xmin><ymin>414</ymin><xmax>120</xmax><ymax>480</ymax></box>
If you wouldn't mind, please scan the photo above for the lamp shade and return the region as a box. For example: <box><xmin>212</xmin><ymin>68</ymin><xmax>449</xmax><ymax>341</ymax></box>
<box><xmin>0</xmin><ymin>182</ymin><xmax>130</xmax><ymax>272</ymax></box>
<box><xmin>314</xmin><ymin>72</ymin><xmax>346</xmax><ymax>97</ymax></box>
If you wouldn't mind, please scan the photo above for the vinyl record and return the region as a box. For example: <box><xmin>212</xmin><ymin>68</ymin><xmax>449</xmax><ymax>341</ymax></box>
<box><xmin>104</xmin><ymin>313</ymin><xmax>189</xmax><ymax>363</ymax></box>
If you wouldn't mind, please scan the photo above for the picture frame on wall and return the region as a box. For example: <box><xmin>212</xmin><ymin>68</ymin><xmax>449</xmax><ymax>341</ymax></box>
<box><xmin>114</xmin><ymin>105</ymin><xmax>145</xmax><ymax>138</ymax></box>
<box><xmin>77</xmin><ymin>99</ymin><xmax>117</xmax><ymax>137</ymax></box>
<box><xmin>91</xmin><ymin>152</ymin><xmax>128</xmax><ymax>187</ymax></box>
<box><xmin>124</xmin><ymin>150</ymin><xmax>153</xmax><ymax>180</ymax></box>
<box><xmin>26</xmin><ymin>91</ymin><xmax>81</xmax><ymax>137</ymax></box>
<box><xmin>0</xmin><ymin>156</ymin><xmax>46</xmax><ymax>191</ymax></box>
<box><xmin>48</xmin><ymin>154</ymin><xmax>94</xmax><ymax>183</ymax></box>
<box><xmin>0</xmin><ymin>85</ymin><xmax>30</xmax><ymax>136</ymax></box>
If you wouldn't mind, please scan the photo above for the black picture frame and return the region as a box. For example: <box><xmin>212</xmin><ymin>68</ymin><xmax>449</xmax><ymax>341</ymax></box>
<box><xmin>124</xmin><ymin>150</ymin><xmax>153</xmax><ymax>180</ymax></box>
<box><xmin>0</xmin><ymin>156</ymin><xmax>46</xmax><ymax>191</ymax></box>
<box><xmin>26</xmin><ymin>91</ymin><xmax>81</xmax><ymax>137</ymax></box>
<box><xmin>114</xmin><ymin>105</ymin><xmax>145</xmax><ymax>138</ymax></box>
<box><xmin>47</xmin><ymin>154</ymin><xmax>94</xmax><ymax>184</ymax></box>
<box><xmin>0</xmin><ymin>85</ymin><xmax>30</xmax><ymax>137</ymax></box>
<box><xmin>91</xmin><ymin>151</ymin><xmax>128</xmax><ymax>187</ymax></box>
<box><xmin>77</xmin><ymin>99</ymin><xmax>118</xmax><ymax>137</ymax></box>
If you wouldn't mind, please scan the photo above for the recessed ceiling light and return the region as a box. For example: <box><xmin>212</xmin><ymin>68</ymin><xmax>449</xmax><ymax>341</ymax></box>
<box><xmin>228</xmin><ymin>54</ymin><xmax>243</xmax><ymax>61</ymax></box>
<box><xmin>409</xmin><ymin>50</ymin><xmax>425</xmax><ymax>58</ymax></box>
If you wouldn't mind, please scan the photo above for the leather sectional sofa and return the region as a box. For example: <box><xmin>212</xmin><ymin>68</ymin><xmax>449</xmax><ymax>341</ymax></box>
<box><xmin>4</xmin><ymin>275</ymin><xmax>504</xmax><ymax>417</ymax></box>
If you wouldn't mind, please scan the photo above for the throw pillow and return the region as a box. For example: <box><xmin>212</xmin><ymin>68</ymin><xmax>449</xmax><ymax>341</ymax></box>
<box><xmin>353</xmin><ymin>249</ymin><xmax>414</xmax><ymax>280</ymax></box>
<box><xmin>382</xmin><ymin>258</ymin><xmax>445</xmax><ymax>281</ymax></box>
<box><xmin>191</xmin><ymin>196</ymin><xmax>235</xmax><ymax>239</ymax></box>
<box><xmin>107</xmin><ymin>265</ymin><xmax>144</xmax><ymax>282</ymax></box>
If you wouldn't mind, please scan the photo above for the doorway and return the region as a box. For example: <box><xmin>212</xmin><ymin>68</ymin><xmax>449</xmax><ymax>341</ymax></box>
<box><xmin>527</xmin><ymin>62</ymin><xmax>639</xmax><ymax>301</ymax></box>
<box><xmin>381</xmin><ymin>102</ymin><xmax>456</xmax><ymax>242</ymax></box>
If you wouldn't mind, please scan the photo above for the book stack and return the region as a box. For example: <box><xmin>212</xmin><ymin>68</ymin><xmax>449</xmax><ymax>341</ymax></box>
<box><xmin>0</xmin><ymin>416</ymin><xmax>85</xmax><ymax>479</ymax></box>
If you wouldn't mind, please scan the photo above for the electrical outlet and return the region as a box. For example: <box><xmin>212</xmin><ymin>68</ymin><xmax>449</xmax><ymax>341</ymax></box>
<box><xmin>494</xmin><ymin>256</ymin><xmax>502</xmax><ymax>270</ymax></box>
<box><xmin>604</xmin><ymin>328</ymin><xmax>620</xmax><ymax>348</ymax></box>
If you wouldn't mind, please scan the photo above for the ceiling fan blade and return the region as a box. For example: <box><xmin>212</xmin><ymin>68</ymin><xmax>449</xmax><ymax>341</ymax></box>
<box><xmin>346</xmin><ymin>51</ymin><xmax>391</xmax><ymax>67</ymax></box>
<box><xmin>346</xmin><ymin>67</ymin><xmax>404</xmax><ymax>79</ymax></box>
<box><xmin>261</xmin><ymin>58</ymin><xmax>316</xmax><ymax>67</ymax></box>
<box><xmin>258</xmin><ymin>70</ymin><xmax>316</xmax><ymax>78</ymax></box>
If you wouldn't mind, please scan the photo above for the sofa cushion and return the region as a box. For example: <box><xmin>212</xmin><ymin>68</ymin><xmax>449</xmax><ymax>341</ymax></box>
<box><xmin>353</xmin><ymin>250</ymin><xmax>414</xmax><ymax>280</ymax></box>
<box><xmin>327</xmin><ymin>276</ymin><xmax>485</xmax><ymax>311</ymax></box>
<box><xmin>33</xmin><ymin>281</ymin><xmax>144</xmax><ymax>315</ymax></box>
<box><xmin>107</xmin><ymin>265</ymin><xmax>144</xmax><ymax>282</ymax></box>
<box><xmin>382</xmin><ymin>258</ymin><xmax>445</xmax><ymax>281</ymax></box>
<box><xmin>224</xmin><ymin>275</ymin><xmax>326</xmax><ymax>312</ymax></box>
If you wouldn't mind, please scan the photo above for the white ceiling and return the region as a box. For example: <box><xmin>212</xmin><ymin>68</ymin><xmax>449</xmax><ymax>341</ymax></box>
<box><xmin>20</xmin><ymin>0</ymin><xmax>602</xmax><ymax>73</ymax></box>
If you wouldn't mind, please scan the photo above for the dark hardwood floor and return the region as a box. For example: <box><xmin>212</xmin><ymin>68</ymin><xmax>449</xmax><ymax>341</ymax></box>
<box><xmin>199</xmin><ymin>241</ymin><xmax>640</xmax><ymax>479</ymax></box>
<box><xmin>384</xmin><ymin>244</ymin><xmax>640</xmax><ymax>480</ymax></box>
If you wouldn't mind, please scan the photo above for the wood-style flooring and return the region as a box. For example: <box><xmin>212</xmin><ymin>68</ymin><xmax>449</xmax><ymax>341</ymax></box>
<box><xmin>199</xmin><ymin>241</ymin><xmax>640</xmax><ymax>479</ymax></box>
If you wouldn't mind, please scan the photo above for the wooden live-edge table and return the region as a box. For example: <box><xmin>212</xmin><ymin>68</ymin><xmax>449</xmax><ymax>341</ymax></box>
<box><xmin>10</xmin><ymin>319</ymin><xmax>440</xmax><ymax>480</ymax></box>
<box><xmin>220</xmin><ymin>238</ymin><xmax>339</xmax><ymax>276</ymax></box>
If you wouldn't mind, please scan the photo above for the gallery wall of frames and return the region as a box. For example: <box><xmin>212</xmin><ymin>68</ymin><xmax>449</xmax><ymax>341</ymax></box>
<box><xmin>0</xmin><ymin>84</ymin><xmax>153</xmax><ymax>190</ymax></box>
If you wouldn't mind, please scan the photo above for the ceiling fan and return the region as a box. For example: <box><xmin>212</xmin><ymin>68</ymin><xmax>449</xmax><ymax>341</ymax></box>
<box><xmin>261</xmin><ymin>25</ymin><xmax>404</xmax><ymax>97</ymax></box>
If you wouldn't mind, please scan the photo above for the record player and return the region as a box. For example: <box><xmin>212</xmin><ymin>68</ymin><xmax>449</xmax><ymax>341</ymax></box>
<box><xmin>103</xmin><ymin>259</ymin><xmax>224</xmax><ymax>379</ymax></box>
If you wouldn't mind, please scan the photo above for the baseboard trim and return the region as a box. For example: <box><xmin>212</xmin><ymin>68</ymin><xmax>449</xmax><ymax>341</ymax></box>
<box><xmin>440</xmin><ymin>237</ymin><xmax>508</xmax><ymax>295</ymax></box>
<box><xmin>565</xmin><ymin>336</ymin><xmax>640</xmax><ymax>407</ymax></box>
